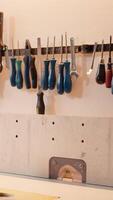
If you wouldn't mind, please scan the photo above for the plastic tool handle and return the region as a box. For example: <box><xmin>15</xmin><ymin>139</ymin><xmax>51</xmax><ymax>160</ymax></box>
<box><xmin>64</xmin><ymin>61</ymin><xmax>72</xmax><ymax>93</ymax></box>
<box><xmin>96</xmin><ymin>40</ymin><xmax>105</xmax><ymax>84</ymax></box>
<box><xmin>36</xmin><ymin>91</ymin><xmax>45</xmax><ymax>114</ymax></box>
<box><xmin>23</xmin><ymin>55</ymin><xmax>31</xmax><ymax>89</ymax></box>
<box><xmin>29</xmin><ymin>56</ymin><xmax>37</xmax><ymax>89</ymax></box>
<box><xmin>48</xmin><ymin>58</ymin><xmax>56</xmax><ymax>90</ymax></box>
<box><xmin>106</xmin><ymin>68</ymin><xmax>112</xmax><ymax>88</ymax></box>
<box><xmin>106</xmin><ymin>36</ymin><xmax>112</xmax><ymax>88</ymax></box>
<box><xmin>0</xmin><ymin>46</ymin><xmax>3</xmax><ymax>72</ymax></box>
<box><xmin>96</xmin><ymin>63</ymin><xmax>106</xmax><ymax>84</ymax></box>
<box><xmin>57</xmin><ymin>63</ymin><xmax>64</xmax><ymax>95</ymax></box>
<box><xmin>16</xmin><ymin>60</ymin><xmax>23</xmax><ymax>89</ymax></box>
<box><xmin>10</xmin><ymin>57</ymin><xmax>16</xmax><ymax>87</ymax></box>
<box><xmin>111</xmin><ymin>76</ymin><xmax>113</xmax><ymax>94</ymax></box>
<box><xmin>41</xmin><ymin>60</ymin><xmax>49</xmax><ymax>90</ymax></box>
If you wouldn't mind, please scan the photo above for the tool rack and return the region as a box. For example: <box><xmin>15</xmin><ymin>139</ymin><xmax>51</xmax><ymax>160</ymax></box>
<box><xmin>1</xmin><ymin>43</ymin><xmax>113</xmax><ymax>58</ymax></box>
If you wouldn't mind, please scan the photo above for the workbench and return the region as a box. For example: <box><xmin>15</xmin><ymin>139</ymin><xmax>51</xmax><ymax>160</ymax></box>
<box><xmin>0</xmin><ymin>173</ymin><xmax>113</xmax><ymax>200</ymax></box>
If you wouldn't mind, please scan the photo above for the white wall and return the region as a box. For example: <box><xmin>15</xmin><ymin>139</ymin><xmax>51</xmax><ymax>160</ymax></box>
<box><xmin>0</xmin><ymin>0</ymin><xmax>113</xmax><ymax>116</ymax></box>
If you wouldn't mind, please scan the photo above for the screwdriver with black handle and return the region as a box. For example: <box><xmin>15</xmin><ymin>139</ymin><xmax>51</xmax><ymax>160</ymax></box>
<box><xmin>41</xmin><ymin>37</ymin><xmax>50</xmax><ymax>90</ymax></box>
<box><xmin>15</xmin><ymin>41</ymin><xmax>23</xmax><ymax>89</ymax></box>
<box><xmin>23</xmin><ymin>40</ymin><xmax>31</xmax><ymax>89</ymax></box>
<box><xmin>96</xmin><ymin>40</ymin><xmax>106</xmax><ymax>84</ymax></box>
<box><xmin>48</xmin><ymin>36</ymin><xmax>56</xmax><ymax>90</ymax></box>
<box><xmin>64</xmin><ymin>33</ymin><xmax>72</xmax><ymax>93</ymax></box>
<box><xmin>106</xmin><ymin>35</ymin><xmax>112</xmax><ymax>88</ymax></box>
<box><xmin>10</xmin><ymin>39</ymin><xmax>16</xmax><ymax>87</ymax></box>
<box><xmin>57</xmin><ymin>35</ymin><xmax>64</xmax><ymax>95</ymax></box>
<box><xmin>36</xmin><ymin>38</ymin><xmax>45</xmax><ymax>114</ymax></box>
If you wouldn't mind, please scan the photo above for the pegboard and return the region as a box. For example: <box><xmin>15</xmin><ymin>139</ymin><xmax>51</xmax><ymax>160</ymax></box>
<box><xmin>0</xmin><ymin>114</ymin><xmax>112</xmax><ymax>186</ymax></box>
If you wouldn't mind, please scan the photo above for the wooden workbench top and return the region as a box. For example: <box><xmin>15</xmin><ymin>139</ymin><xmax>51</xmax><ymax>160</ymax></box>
<box><xmin>0</xmin><ymin>174</ymin><xmax>113</xmax><ymax>200</ymax></box>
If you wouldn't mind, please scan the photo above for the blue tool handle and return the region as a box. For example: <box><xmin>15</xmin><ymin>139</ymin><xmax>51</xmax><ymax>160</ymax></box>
<box><xmin>41</xmin><ymin>60</ymin><xmax>50</xmax><ymax>90</ymax></box>
<box><xmin>48</xmin><ymin>58</ymin><xmax>56</xmax><ymax>90</ymax></box>
<box><xmin>64</xmin><ymin>61</ymin><xmax>72</xmax><ymax>93</ymax></box>
<box><xmin>23</xmin><ymin>55</ymin><xmax>31</xmax><ymax>89</ymax></box>
<box><xmin>16</xmin><ymin>60</ymin><xmax>23</xmax><ymax>89</ymax></box>
<box><xmin>10</xmin><ymin>57</ymin><xmax>16</xmax><ymax>87</ymax></box>
<box><xmin>29</xmin><ymin>56</ymin><xmax>37</xmax><ymax>89</ymax></box>
<box><xmin>57</xmin><ymin>63</ymin><xmax>64</xmax><ymax>95</ymax></box>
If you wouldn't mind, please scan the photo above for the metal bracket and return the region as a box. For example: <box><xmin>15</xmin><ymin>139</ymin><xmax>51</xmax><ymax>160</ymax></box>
<box><xmin>49</xmin><ymin>157</ymin><xmax>86</xmax><ymax>183</ymax></box>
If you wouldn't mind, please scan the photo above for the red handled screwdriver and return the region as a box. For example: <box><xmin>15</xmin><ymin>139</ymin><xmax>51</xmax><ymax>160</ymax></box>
<box><xmin>106</xmin><ymin>35</ymin><xmax>112</xmax><ymax>88</ymax></box>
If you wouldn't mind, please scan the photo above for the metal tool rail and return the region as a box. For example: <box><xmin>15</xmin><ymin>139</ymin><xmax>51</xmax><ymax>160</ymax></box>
<box><xmin>1</xmin><ymin>43</ymin><xmax>113</xmax><ymax>57</ymax></box>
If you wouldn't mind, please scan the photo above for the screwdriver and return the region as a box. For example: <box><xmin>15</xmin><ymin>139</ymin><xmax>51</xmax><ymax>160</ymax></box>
<box><xmin>10</xmin><ymin>38</ymin><xmax>16</xmax><ymax>87</ymax></box>
<box><xmin>96</xmin><ymin>40</ymin><xmax>106</xmax><ymax>84</ymax></box>
<box><xmin>36</xmin><ymin>38</ymin><xmax>45</xmax><ymax>114</ymax></box>
<box><xmin>15</xmin><ymin>40</ymin><xmax>23</xmax><ymax>89</ymax></box>
<box><xmin>87</xmin><ymin>42</ymin><xmax>97</xmax><ymax>75</ymax></box>
<box><xmin>64</xmin><ymin>33</ymin><xmax>72</xmax><ymax>93</ymax></box>
<box><xmin>23</xmin><ymin>40</ymin><xmax>31</xmax><ymax>89</ymax></box>
<box><xmin>48</xmin><ymin>36</ymin><xmax>56</xmax><ymax>90</ymax></box>
<box><xmin>57</xmin><ymin>35</ymin><xmax>64</xmax><ymax>95</ymax></box>
<box><xmin>41</xmin><ymin>37</ymin><xmax>50</xmax><ymax>90</ymax></box>
<box><xmin>106</xmin><ymin>35</ymin><xmax>112</xmax><ymax>88</ymax></box>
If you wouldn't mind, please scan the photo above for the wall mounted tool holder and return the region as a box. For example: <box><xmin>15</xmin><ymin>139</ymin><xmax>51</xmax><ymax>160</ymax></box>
<box><xmin>2</xmin><ymin>43</ymin><xmax>113</xmax><ymax>57</ymax></box>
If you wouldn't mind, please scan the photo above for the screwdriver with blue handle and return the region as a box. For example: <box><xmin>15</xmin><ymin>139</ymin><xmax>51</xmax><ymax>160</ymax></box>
<box><xmin>41</xmin><ymin>37</ymin><xmax>50</xmax><ymax>90</ymax></box>
<box><xmin>48</xmin><ymin>36</ymin><xmax>56</xmax><ymax>90</ymax></box>
<box><xmin>15</xmin><ymin>40</ymin><xmax>23</xmax><ymax>89</ymax></box>
<box><xmin>57</xmin><ymin>35</ymin><xmax>64</xmax><ymax>95</ymax></box>
<box><xmin>64</xmin><ymin>33</ymin><xmax>72</xmax><ymax>93</ymax></box>
<box><xmin>10</xmin><ymin>39</ymin><xmax>16</xmax><ymax>87</ymax></box>
<box><xmin>23</xmin><ymin>40</ymin><xmax>31</xmax><ymax>89</ymax></box>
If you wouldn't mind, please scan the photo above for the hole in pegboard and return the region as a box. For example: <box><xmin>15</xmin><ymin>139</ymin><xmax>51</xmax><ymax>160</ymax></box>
<box><xmin>15</xmin><ymin>135</ymin><xmax>18</xmax><ymax>138</ymax></box>
<box><xmin>52</xmin><ymin>121</ymin><xmax>55</xmax><ymax>125</ymax></box>
<box><xmin>82</xmin><ymin>123</ymin><xmax>84</xmax><ymax>127</ymax></box>
<box><xmin>16</xmin><ymin>120</ymin><xmax>18</xmax><ymax>123</ymax></box>
<box><xmin>81</xmin><ymin>140</ymin><xmax>84</xmax><ymax>143</ymax></box>
<box><xmin>52</xmin><ymin>137</ymin><xmax>55</xmax><ymax>141</ymax></box>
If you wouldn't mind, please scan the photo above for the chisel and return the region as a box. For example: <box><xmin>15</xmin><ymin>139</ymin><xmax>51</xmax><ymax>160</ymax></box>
<box><xmin>23</xmin><ymin>40</ymin><xmax>31</xmax><ymax>89</ymax></box>
<box><xmin>10</xmin><ymin>38</ymin><xmax>16</xmax><ymax>87</ymax></box>
<box><xmin>36</xmin><ymin>38</ymin><xmax>45</xmax><ymax>114</ymax></box>
<box><xmin>106</xmin><ymin>35</ymin><xmax>112</xmax><ymax>88</ymax></box>
<box><xmin>48</xmin><ymin>36</ymin><xmax>56</xmax><ymax>90</ymax></box>
<box><xmin>64</xmin><ymin>33</ymin><xmax>72</xmax><ymax>93</ymax></box>
<box><xmin>15</xmin><ymin>41</ymin><xmax>23</xmax><ymax>89</ymax></box>
<box><xmin>96</xmin><ymin>40</ymin><xmax>106</xmax><ymax>84</ymax></box>
<box><xmin>41</xmin><ymin>37</ymin><xmax>50</xmax><ymax>90</ymax></box>
<box><xmin>57</xmin><ymin>35</ymin><xmax>64</xmax><ymax>95</ymax></box>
